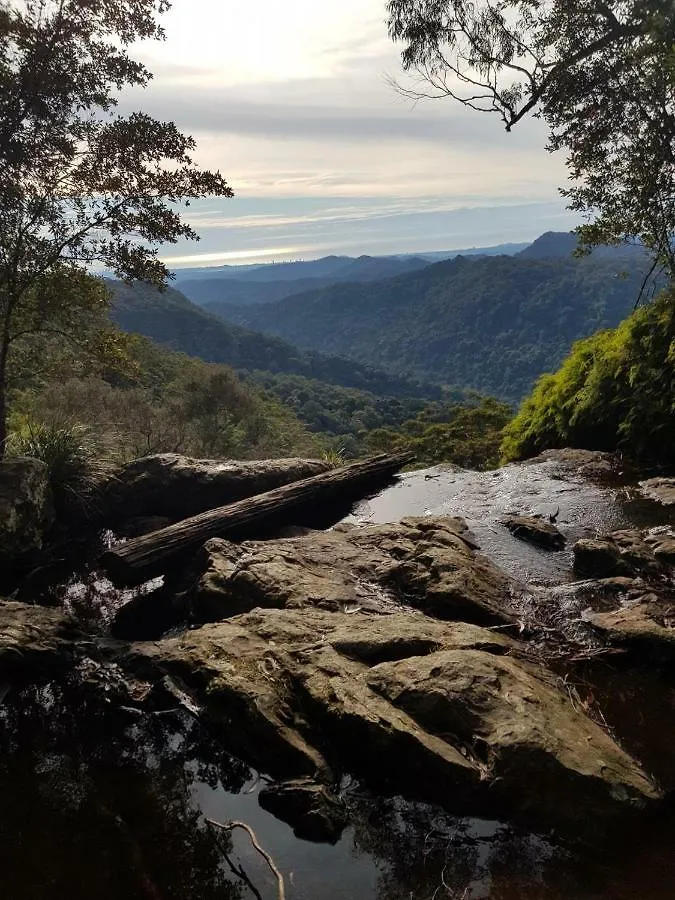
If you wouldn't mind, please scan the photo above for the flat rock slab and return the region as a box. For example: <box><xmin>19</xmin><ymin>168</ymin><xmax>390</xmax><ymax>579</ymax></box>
<box><xmin>0</xmin><ymin>600</ymin><xmax>79</xmax><ymax>679</ymax></box>
<box><xmin>195</xmin><ymin>516</ymin><xmax>517</xmax><ymax>626</ymax></box>
<box><xmin>502</xmin><ymin>515</ymin><xmax>566</xmax><ymax>550</ymax></box>
<box><xmin>127</xmin><ymin>607</ymin><xmax>660</xmax><ymax>834</ymax></box>
<box><xmin>103</xmin><ymin>454</ymin><xmax>331</xmax><ymax>521</ymax></box>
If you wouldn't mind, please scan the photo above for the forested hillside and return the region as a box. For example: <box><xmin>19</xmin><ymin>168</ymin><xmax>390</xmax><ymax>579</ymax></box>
<box><xmin>176</xmin><ymin>254</ymin><xmax>431</xmax><ymax>309</ymax></box>
<box><xmin>220</xmin><ymin>250</ymin><xmax>657</xmax><ymax>401</ymax></box>
<box><xmin>108</xmin><ymin>280</ymin><xmax>441</xmax><ymax>400</ymax></box>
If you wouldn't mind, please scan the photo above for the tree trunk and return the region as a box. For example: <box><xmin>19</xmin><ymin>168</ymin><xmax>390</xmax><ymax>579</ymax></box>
<box><xmin>101</xmin><ymin>452</ymin><xmax>415</xmax><ymax>587</ymax></box>
<box><xmin>0</xmin><ymin>335</ymin><xmax>9</xmax><ymax>461</ymax></box>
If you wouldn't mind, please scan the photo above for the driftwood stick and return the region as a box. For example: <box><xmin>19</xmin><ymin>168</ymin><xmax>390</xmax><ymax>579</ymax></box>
<box><xmin>208</xmin><ymin>818</ymin><xmax>286</xmax><ymax>900</ymax></box>
<box><xmin>101</xmin><ymin>453</ymin><xmax>414</xmax><ymax>587</ymax></box>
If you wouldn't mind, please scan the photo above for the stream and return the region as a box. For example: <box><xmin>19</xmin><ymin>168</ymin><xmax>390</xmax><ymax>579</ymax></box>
<box><xmin>3</xmin><ymin>456</ymin><xmax>675</xmax><ymax>899</ymax></box>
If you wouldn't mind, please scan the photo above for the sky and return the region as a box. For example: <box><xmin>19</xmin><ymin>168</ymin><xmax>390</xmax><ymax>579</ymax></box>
<box><xmin>122</xmin><ymin>0</ymin><xmax>581</xmax><ymax>268</ymax></box>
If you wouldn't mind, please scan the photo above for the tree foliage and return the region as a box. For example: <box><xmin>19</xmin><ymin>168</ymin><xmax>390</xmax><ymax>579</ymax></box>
<box><xmin>0</xmin><ymin>0</ymin><xmax>232</xmax><ymax>452</ymax></box>
<box><xmin>12</xmin><ymin>333</ymin><xmax>325</xmax><ymax>465</ymax></box>
<box><xmin>387</xmin><ymin>0</ymin><xmax>675</xmax><ymax>275</ymax></box>
<box><xmin>364</xmin><ymin>395</ymin><xmax>512</xmax><ymax>469</ymax></box>
<box><xmin>501</xmin><ymin>288</ymin><xmax>675</xmax><ymax>465</ymax></box>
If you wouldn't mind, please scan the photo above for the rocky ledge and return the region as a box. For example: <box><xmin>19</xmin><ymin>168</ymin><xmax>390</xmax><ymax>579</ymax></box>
<box><xmin>102</xmin><ymin>453</ymin><xmax>331</xmax><ymax>524</ymax></box>
<box><xmin>111</xmin><ymin>514</ymin><xmax>662</xmax><ymax>837</ymax></box>
<box><xmin>5</xmin><ymin>450</ymin><xmax>675</xmax><ymax>845</ymax></box>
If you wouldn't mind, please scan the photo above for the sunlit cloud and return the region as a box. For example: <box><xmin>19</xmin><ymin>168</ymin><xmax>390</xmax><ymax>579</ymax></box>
<box><xmin>121</xmin><ymin>0</ymin><xmax>578</xmax><ymax>265</ymax></box>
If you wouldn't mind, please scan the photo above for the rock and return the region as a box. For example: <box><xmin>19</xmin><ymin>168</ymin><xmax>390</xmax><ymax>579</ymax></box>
<box><xmin>574</xmin><ymin>530</ymin><xmax>662</xmax><ymax>578</ymax></box>
<box><xmin>127</xmin><ymin>607</ymin><xmax>660</xmax><ymax>833</ymax></box>
<box><xmin>102</xmin><ymin>454</ymin><xmax>331</xmax><ymax>521</ymax></box>
<box><xmin>587</xmin><ymin>604</ymin><xmax>675</xmax><ymax>663</ymax></box>
<box><xmin>502</xmin><ymin>515</ymin><xmax>566</xmax><ymax>550</ymax></box>
<box><xmin>644</xmin><ymin>530</ymin><xmax>675</xmax><ymax>564</ymax></box>
<box><xmin>367</xmin><ymin>647</ymin><xmax>659</xmax><ymax>820</ymax></box>
<box><xmin>111</xmin><ymin>585</ymin><xmax>189</xmax><ymax>641</ymax></box>
<box><xmin>258</xmin><ymin>779</ymin><xmax>348</xmax><ymax>843</ymax></box>
<box><xmin>0</xmin><ymin>458</ymin><xmax>54</xmax><ymax>568</ymax></box>
<box><xmin>195</xmin><ymin>516</ymin><xmax>517</xmax><ymax>627</ymax></box>
<box><xmin>0</xmin><ymin>600</ymin><xmax>79</xmax><ymax>680</ymax></box>
<box><xmin>529</xmin><ymin>448</ymin><xmax>618</xmax><ymax>480</ymax></box>
<box><xmin>638</xmin><ymin>477</ymin><xmax>675</xmax><ymax>506</ymax></box>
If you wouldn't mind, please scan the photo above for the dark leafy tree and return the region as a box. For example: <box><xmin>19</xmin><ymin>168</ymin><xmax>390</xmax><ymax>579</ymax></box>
<box><xmin>0</xmin><ymin>0</ymin><xmax>233</xmax><ymax>454</ymax></box>
<box><xmin>387</xmin><ymin>1</ymin><xmax>675</xmax><ymax>279</ymax></box>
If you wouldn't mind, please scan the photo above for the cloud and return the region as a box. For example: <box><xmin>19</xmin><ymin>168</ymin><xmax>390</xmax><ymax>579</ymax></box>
<box><xmin>117</xmin><ymin>0</ymin><xmax>578</xmax><ymax>261</ymax></box>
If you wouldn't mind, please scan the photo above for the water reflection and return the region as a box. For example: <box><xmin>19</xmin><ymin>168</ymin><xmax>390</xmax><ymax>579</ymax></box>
<box><xmin>2</xmin><ymin>670</ymin><xmax>675</xmax><ymax>898</ymax></box>
<box><xmin>0</xmin><ymin>681</ymin><xmax>248</xmax><ymax>900</ymax></box>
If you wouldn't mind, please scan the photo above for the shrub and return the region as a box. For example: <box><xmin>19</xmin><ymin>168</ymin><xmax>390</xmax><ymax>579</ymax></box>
<box><xmin>8</xmin><ymin>424</ymin><xmax>110</xmax><ymax>523</ymax></box>
<box><xmin>501</xmin><ymin>290</ymin><xmax>675</xmax><ymax>466</ymax></box>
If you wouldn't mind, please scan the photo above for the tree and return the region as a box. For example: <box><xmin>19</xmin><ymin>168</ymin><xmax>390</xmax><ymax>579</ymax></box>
<box><xmin>0</xmin><ymin>0</ymin><xmax>233</xmax><ymax>454</ymax></box>
<box><xmin>387</xmin><ymin>1</ymin><xmax>675</xmax><ymax>279</ymax></box>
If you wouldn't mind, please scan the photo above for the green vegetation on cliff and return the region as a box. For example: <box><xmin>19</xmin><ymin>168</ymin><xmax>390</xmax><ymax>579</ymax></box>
<box><xmin>501</xmin><ymin>291</ymin><xmax>675</xmax><ymax>466</ymax></box>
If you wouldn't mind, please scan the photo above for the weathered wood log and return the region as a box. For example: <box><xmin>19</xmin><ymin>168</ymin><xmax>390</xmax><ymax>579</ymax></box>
<box><xmin>101</xmin><ymin>453</ymin><xmax>414</xmax><ymax>587</ymax></box>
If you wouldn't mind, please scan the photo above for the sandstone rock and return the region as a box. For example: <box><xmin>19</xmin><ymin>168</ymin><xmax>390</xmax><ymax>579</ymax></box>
<box><xmin>574</xmin><ymin>530</ymin><xmax>662</xmax><ymax>578</ymax></box>
<box><xmin>0</xmin><ymin>600</ymin><xmax>78</xmax><ymax>679</ymax></box>
<box><xmin>127</xmin><ymin>607</ymin><xmax>660</xmax><ymax>833</ymax></box>
<box><xmin>195</xmin><ymin>516</ymin><xmax>516</xmax><ymax>627</ymax></box>
<box><xmin>367</xmin><ymin>646</ymin><xmax>659</xmax><ymax>818</ymax></box>
<box><xmin>0</xmin><ymin>458</ymin><xmax>53</xmax><ymax>567</ymax></box>
<box><xmin>587</xmin><ymin>604</ymin><xmax>675</xmax><ymax>663</ymax></box>
<box><xmin>529</xmin><ymin>448</ymin><xmax>618</xmax><ymax>480</ymax></box>
<box><xmin>644</xmin><ymin>530</ymin><xmax>675</xmax><ymax>564</ymax></box>
<box><xmin>103</xmin><ymin>454</ymin><xmax>331</xmax><ymax>521</ymax></box>
<box><xmin>502</xmin><ymin>515</ymin><xmax>566</xmax><ymax>551</ymax></box>
<box><xmin>638</xmin><ymin>477</ymin><xmax>675</xmax><ymax>506</ymax></box>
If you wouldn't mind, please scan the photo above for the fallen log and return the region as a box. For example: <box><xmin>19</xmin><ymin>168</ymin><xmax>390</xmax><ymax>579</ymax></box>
<box><xmin>101</xmin><ymin>453</ymin><xmax>414</xmax><ymax>587</ymax></box>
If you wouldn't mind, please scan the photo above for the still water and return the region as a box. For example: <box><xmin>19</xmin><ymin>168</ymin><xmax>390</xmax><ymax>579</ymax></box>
<box><xmin>3</xmin><ymin>676</ymin><xmax>675</xmax><ymax>900</ymax></box>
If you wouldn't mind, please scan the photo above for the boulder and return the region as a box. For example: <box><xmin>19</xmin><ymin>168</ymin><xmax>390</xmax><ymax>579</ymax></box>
<box><xmin>502</xmin><ymin>515</ymin><xmax>566</xmax><ymax>550</ymax></box>
<box><xmin>195</xmin><ymin>516</ymin><xmax>517</xmax><ymax>627</ymax></box>
<box><xmin>574</xmin><ymin>530</ymin><xmax>662</xmax><ymax>578</ymax></box>
<box><xmin>0</xmin><ymin>458</ymin><xmax>53</xmax><ymax>567</ymax></box>
<box><xmin>102</xmin><ymin>454</ymin><xmax>332</xmax><ymax>522</ymax></box>
<box><xmin>127</xmin><ymin>607</ymin><xmax>660</xmax><ymax>834</ymax></box>
<box><xmin>587</xmin><ymin>603</ymin><xmax>675</xmax><ymax>663</ymax></box>
<box><xmin>0</xmin><ymin>600</ymin><xmax>79</xmax><ymax>680</ymax></box>
<box><xmin>638</xmin><ymin>477</ymin><xmax>675</xmax><ymax>506</ymax></box>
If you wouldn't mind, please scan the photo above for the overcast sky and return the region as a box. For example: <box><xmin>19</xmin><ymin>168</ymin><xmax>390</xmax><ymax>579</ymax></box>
<box><xmin>124</xmin><ymin>0</ymin><xmax>580</xmax><ymax>267</ymax></box>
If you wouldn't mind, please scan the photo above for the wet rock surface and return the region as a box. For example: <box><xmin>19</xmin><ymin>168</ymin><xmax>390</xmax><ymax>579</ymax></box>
<box><xmin>502</xmin><ymin>514</ymin><xmax>566</xmax><ymax>550</ymax></box>
<box><xmin>102</xmin><ymin>453</ymin><xmax>331</xmax><ymax>521</ymax></box>
<box><xmin>574</xmin><ymin>530</ymin><xmax>663</xmax><ymax>578</ymax></box>
<box><xmin>639</xmin><ymin>477</ymin><xmax>675</xmax><ymax>506</ymax></box>
<box><xmin>347</xmin><ymin>449</ymin><xmax>657</xmax><ymax>586</ymax></box>
<box><xmin>0</xmin><ymin>458</ymin><xmax>53</xmax><ymax>568</ymax></box>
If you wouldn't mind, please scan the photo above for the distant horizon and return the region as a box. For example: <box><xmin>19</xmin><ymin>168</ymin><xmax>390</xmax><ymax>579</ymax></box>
<box><xmin>167</xmin><ymin>238</ymin><xmax>534</xmax><ymax>274</ymax></box>
<box><xmin>156</xmin><ymin>197</ymin><xmax>581</xmax><ymax>272</ymax></box>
